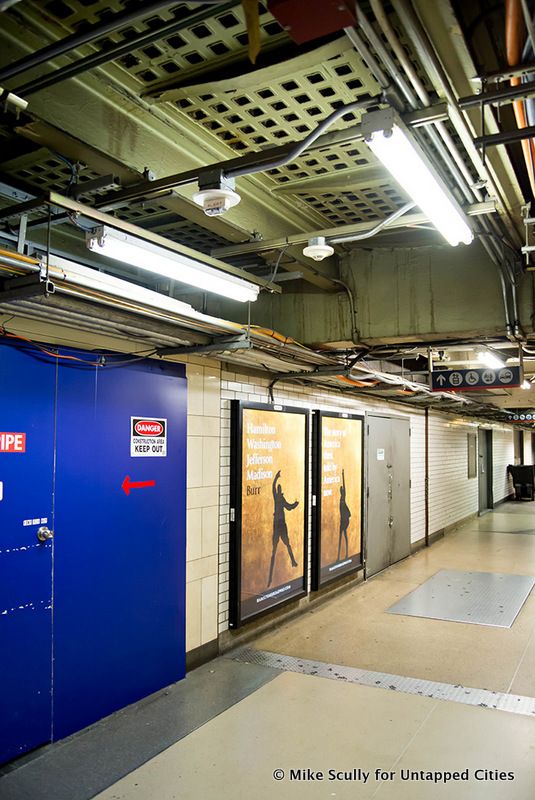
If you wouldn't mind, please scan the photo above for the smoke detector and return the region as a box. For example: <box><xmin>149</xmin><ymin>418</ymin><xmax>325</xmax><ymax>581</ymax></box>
<box><xmin>193</xmin><ymin>171</ymin><xmax>241</xmax><ymax>217</ymax></box>
<box><xmin>302</xmin><ymin>236</ymin><xmax>334</xmax><ymax>261</ymax></box>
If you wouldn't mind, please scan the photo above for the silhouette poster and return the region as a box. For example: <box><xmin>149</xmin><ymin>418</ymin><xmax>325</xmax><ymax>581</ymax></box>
<box><xmin>230</xmin><ymin>403</ymin><xmax>307</xmax><ymax>625</ymax></box>
<box><xmin>313</xmin><ymin>413</ymin><xmax>363</xmax><ymax>587</ymax></box>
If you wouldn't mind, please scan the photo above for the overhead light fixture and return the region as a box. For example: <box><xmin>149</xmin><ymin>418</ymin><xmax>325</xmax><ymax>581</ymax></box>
<box><xmin>362</xmin><ymin>109</ymin><xmax>473</xmax><ymax>247</ymax></box>
<box><xmin>303</xmin><ymin>236</ymin><xmax>334</xmax><ymax>261</ymax></box>
<box><xmin>192</xmin><ymin>171</ymin><xmax>241</xmax><ymax>217</ymax></box>
<box><xmin>86</xmin><ymin>226</ymin><xmax>259</xmax><ymax>303</ymax></box>
<box><xmin>477</xmin><ymin>348</ymin><xmax>506</xmax><ymax>369</ymax></box>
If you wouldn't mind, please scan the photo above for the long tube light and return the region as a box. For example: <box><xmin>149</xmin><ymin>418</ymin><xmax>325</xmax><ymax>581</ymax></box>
<box><xmin>362</xmin><ymin>110</ymin><xmax>473</xmax><ymax>247</ymax></box>
<box><xmin>86</xmin><ymin>225</ymin><xmax>259</xmax><ymax>303</ymax></box>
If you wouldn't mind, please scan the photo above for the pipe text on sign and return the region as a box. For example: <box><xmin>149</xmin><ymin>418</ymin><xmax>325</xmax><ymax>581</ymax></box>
<box><xmin>0</xmin><ymin>432</ymin><xmax>26</xmax><ymax>452</ymax></box>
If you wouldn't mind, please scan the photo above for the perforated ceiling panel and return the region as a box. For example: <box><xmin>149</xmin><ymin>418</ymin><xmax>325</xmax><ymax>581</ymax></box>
<box><xmin>33</xmin><ymin>1</ymin><xmax>287</xmax><ymax>89</ymax></box>
<box><xmin>4</xmin><ymin>2</ymin><xmax>413</xmax><ymax>238</ymax></box>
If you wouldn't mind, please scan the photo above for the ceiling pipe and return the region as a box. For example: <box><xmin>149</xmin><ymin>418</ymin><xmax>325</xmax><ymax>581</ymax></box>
<box><xmin>12</xmin><ymin>2</ymin><xmax>236</xmax><ymax>97</ymax></box>
<box><xmin>0</xmin><ymin>1</ymin><xmax>177</xmax><ymax>82</ymax></box>
<box><xmin>350</xmin><ymin>1</ymin><xmax>517</xmax><ymax>337</ymax></box>
<box><xmin>505</xmin><ymin>0</ymin><xmax>535</xmax><ymax>197</ymax></box>
<box><xmin>329</xmin><ymin>201</ymin><xmax>415</xmax><ymax>244</ymax></box>
<box><xmin>392</xmin><ymin>0</ymin><xmax>521</xmax><ymax>244</ymax></box>
<box><xmin>368</xmin><ymin>0</ymin><xmax>480</xmax><ymax>205</ymax></box>
<box><xmin>226</xmin><ymin>98</ymin><xmax>380</xmax><ymax>179</ymax></box>
<box><xmin>391</xmin><ymin>0</ymin><xmax>523</xmax><ymax>339</ymax></box>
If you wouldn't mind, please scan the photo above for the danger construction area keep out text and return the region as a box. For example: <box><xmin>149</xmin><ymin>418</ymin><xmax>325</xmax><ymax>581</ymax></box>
<box><xmin>130</xmin><ymin>417</ymin><xmax>167</xmax><ymax>458</ymax></box>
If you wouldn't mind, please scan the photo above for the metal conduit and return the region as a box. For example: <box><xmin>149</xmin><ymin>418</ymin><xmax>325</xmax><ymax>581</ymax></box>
<box><xmin>369</xmin><ymin>0</ymin><xmax>481</xmax><ymax>204</ymax></box>
<box><xmin>347</xmin><ymin>10</ymin><xmax>477</xmax><ymax>205</ymax></box>
<box><xmin>392</xmin><ymin>0</ymin><xmax>521</xmax><ymax>244</ymax></box>
<box><xmin>329</xmin><ymin>201</ymin><xmax>415</xmax><ymax>243</ymax></box>
<box><xmin>359</xmin><ymin>0</ymin><xmax>520</xmax><ymax>336</ymax></box>
<box><xmin>0</xmin><ymin>1</ymin><xmax>176</xmax><ymax>82</ymax></box>
<box><xmin>13</xmin><ymin>2</ymin><xmax>236</xmax><ymax>97</ymax></box>
<box><xmin>227</xmin><ymin>98</ymin><xmax>379</xmax><ymax>179</ymax></box>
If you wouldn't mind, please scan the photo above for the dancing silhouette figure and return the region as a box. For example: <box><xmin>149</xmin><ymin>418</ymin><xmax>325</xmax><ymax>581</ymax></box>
<box><xmin>338</xmin><ymin>468</ymin><xmax>351</xmax><ymax>560</ymax></box>
<box><xmin>267</xmin><ymin>470</ymin><xmax>299</xmax><ymax>587</ymax></box>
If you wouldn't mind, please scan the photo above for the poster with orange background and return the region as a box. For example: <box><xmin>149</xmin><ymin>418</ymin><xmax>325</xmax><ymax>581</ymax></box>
<box><xmin>231</xmin><ymin>403</ymin><xmax>307</xmax><ymax>624</ymax></box>
<box><xmin>314</xmin><ymin>413</ymin><xmax>363</xmax><ymax>587</ymax></box>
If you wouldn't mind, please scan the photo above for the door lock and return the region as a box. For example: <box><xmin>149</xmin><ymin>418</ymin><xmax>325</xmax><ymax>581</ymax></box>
<box><xmin>388</xmin><ymin>516</ymin><xmax>394</xmax><ymax>528</ymax></box>
<box><xmin>37</xmin><ymin>526</ymin><xmax>54</xmax><ymax>542</ymax></box>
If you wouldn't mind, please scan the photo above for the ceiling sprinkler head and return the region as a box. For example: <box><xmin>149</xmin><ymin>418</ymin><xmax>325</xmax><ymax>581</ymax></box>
<box><xmin>192</xmin><ymin>187</ymin><xmax>241</xmax><ymax>217</ymax></box>
<box><xmin>302</xmin><ymin>236</ymin><xmax>334</xmax><ymax>261</ymax></box>
<box><xmin>193</xmin><ymin>172</ymin><xmax>241</xmax><ymax>217</ymax></box>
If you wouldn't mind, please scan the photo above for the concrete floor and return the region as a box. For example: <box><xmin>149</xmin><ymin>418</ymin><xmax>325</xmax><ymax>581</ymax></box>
<box><xmin>3</xmin><ymin>502</ymin><xmax>535</xmax><ymax>799</ymax></box>
<box><xmin>254</xmin><ymin>503</ymin><xmax>535</xmax><ymax>695</ymax></box>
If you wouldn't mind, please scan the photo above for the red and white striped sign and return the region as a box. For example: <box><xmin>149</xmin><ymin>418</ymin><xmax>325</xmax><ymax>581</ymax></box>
<box><xmin>0</xmin><ymin>432</ymin><xmax>26</xmax><ymax>452</ymax></box>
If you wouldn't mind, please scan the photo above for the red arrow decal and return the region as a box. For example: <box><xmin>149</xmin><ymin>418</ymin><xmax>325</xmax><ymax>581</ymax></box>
<box><xmin>122</xmin><ymin>475</ymin><xmax>156</xmax><ymax>496</ymax></box>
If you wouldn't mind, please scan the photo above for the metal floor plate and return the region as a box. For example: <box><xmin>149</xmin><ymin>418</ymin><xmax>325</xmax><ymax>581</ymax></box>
<box><xmin>387</xmin><ymin>569</ymin><xmax>535</xmax><ymax>628</ymax></box>
<box><xmin>228</xmin><ymin>648</ymin><xmax>535</xmax><ymax>718</ymax></box>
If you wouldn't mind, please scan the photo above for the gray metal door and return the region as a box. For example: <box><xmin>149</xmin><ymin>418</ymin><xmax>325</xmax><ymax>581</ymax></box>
<box><xmin>366</xmin><ymin>415</ymin><xmax>391</xmax><ymax>577</ymax></box>
<box><xmin>366</xmin><ymin>415</ymin><xmax>411</xmax><ymax>577</ymax></box>
<box><xmin>478</xmin><ymin>429</ymin><xmax>493</xmax><ymax>513</ymax></box>
<box><xmin>390</xmin><ymin>417</ymin><xmax>411</xmax><ymax>564</ymax></box>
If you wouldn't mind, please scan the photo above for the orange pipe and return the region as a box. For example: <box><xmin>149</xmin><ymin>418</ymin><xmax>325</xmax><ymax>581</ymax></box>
<box><xmin>505</xmin><ymin>0</ymin><xmax>535</xmax><ymax>196</ymax></box>
<box><xmin>0</xmin><ymin>247</ymin><xmax>39</xmax><ymax>265</ymax></box>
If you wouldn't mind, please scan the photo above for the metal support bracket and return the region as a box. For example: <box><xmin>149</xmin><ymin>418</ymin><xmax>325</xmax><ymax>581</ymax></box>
<box><xmin>157</xmin><ymin>334</ymin><xmax>253</xmax><ymax>357</ymax></box>
<box><xmin>0</xmin><ymin>273</ymin><xmax>53</xmax><ymax>302</ymax></box>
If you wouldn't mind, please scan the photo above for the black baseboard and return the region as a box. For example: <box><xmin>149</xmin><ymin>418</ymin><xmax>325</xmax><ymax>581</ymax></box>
<box><xmin>186</xmin><ymin>638</ymin><xmax>219</xmax><ymax>671</ymax></box>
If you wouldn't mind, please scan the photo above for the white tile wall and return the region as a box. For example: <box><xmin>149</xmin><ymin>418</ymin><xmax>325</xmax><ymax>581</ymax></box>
<box><xmin>524</xmin><ymin>432</ymin><xmax>533</xmax><ymax>465</ymax></box>
<box><xmin>185</xmin><ymin>361</ymin><xmax>221</xmax><ymax>652</ymax></box>
<box><xmin>217</xmin><ymin>370</ymin><xmax>429</xmax><ymax>634</ymax></box>
<box><xmin>492</xmin><ymin>427</ymin><xmax>514</xmax><ymax>502</ymax></box>
<box><xmin>427</xmin><ymin>415</ymin><xmax>479</xmax><ymax>534</ymax></box>
<box><xmin>181</xmin><ymin>361</ymin><xmax>519</xmax><ymax>645</ymax></box>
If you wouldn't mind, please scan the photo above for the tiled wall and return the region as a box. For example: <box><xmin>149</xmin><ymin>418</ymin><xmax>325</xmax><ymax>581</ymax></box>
<box><xmin>218</xmin><ymin>368</ymin><xmax>432</xmax><ymax>636</ymax></box>
<box><xmin>493</xmin><ymin>428</ymin><xmax>515</xmax><ymax>503</ymax></box>
<box><xmin>185</xmin><ymin>360</ymin><xmax>221</xmax><ymax>652</ymax></box>
<box><xmin>523</xmin><ymin>432</ymin><xmax>533</xmax><ymax>465</ymax></box>
<box><xmin>428</xmin><ymin>415</ymin><xmax>479</xmax><ymax>535</ymax></box>
<box><xmin>182</xmin><ymin>361</ymin><xmax>517</xmax><ymax>650</ymax></box>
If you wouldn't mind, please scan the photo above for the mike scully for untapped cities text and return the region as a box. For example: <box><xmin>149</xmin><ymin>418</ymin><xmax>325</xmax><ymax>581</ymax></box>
<box><xmin>277</xmin><ymin>768</ymin><xmax>515</xmax><ymax>783</ymax></box>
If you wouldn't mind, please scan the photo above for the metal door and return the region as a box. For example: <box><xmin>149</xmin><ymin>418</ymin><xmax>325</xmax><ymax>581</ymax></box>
<box><xmin>389</xmin><ymin>417</ymin><xmax>411</xmax><ymax>564</ymax></box>
<box><xmin>366</xmin><ymin>415</ymin><xmax>392</xmax><ymax>576</ymax></box>
<box><xmin>0</xmin><ymin>343</ymin><xmax>56</xmax><ymax>763</ymax></box>
<box><xmin>478</xmin><ymin>429</ymin><xmax>493</xmax><ymax>513</ymax></box>
<box><xmin>53</xmin><ymin>358</ymin><xmax>187</xmax><ymax>739</ymax></box>
<box><xmin>366</xmin><ymin>415</ymin><xmax>410</xmax><ymax>577</ymax></box>
<box><xmin>0</xmin><ymin>342</ymin><xmax>187</xmax><ymax>762</ymax></box>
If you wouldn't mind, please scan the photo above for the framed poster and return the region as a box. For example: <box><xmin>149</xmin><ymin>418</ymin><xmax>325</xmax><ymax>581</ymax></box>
<box><xmin>229</xmin><ymin>402</ymin><xmax>308</xmax><ymax>627</ymax></box>
<box><xmin>312</xmin><ymin>411</ymin><xmax>364</xmax><ymax>589</ymax></box>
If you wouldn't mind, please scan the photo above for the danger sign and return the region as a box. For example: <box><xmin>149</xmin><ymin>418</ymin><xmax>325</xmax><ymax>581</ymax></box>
<box><xmin>131</xmin><ymin>417</ymin><xmax>167</xmax><ymax>457</ymax></box>
<box><xmin>0</xmin><ymin>432</ymin><xmax>26</xmax><ymax>453</ymax></box>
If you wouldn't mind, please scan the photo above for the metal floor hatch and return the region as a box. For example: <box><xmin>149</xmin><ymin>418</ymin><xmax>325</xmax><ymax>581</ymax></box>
<box><xmin>386</xmin><ymin>569</ymin><xmax>535</xmax><ymax>628</ymax></box>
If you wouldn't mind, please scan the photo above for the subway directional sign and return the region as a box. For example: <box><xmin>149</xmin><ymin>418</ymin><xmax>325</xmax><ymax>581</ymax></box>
<box><xmin>431</xmin><ymin>366</ymin><xmax>521</xmax><ymax>392</ymax></box>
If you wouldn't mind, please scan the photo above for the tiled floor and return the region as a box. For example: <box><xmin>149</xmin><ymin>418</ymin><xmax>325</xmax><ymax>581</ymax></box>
<box><xmin>253</xmin><ymin>503</ymin><xmax>535</xmax><ymax>694</ymax></box>
<box><xmin>3</xmin><ymin>502</ymin><xmax>535</xmax><ymax>799</ymax></box>
<box><xmin>94</xmin><ymin>673</ymin><xmax>535</xmax><ymax>800</ymax></box>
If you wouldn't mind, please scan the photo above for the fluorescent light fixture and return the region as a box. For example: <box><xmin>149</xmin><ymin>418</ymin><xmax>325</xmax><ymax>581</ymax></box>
<box><xmin>477</xmin><ymin>349</ymin><xmax>506</xmax><ymax>369</ymax></box>
<box><xmin>86</xmin><ymin>225</ymin><xmax>259</xmax><ymax>303</ymax></box>
<box><xmin>362</xmin><ymin>110</ymin><xmax>473</xmax><ymax>247</ymax></box>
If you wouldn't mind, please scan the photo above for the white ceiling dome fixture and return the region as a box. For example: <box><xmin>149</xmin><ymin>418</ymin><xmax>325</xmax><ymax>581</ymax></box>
<box><xmin>302</xmin><ymin>236</ymin><xmax>335</xmax><ymax>261</ymax></box>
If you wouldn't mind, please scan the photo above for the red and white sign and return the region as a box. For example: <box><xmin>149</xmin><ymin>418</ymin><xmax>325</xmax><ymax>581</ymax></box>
<box><xmin>0</xmin><ymin>432</ymin><xmax>26</xmax><ymax>453</ymax></box>
<box><xmin>131</xmin><ymin>417</ymin><xmax>167</xmax><ymax>457</ymax></box>
<box><xmin>134</xmin><ymin>420</ymin><xmax>164</xmax><ymax>437</ymax></box>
